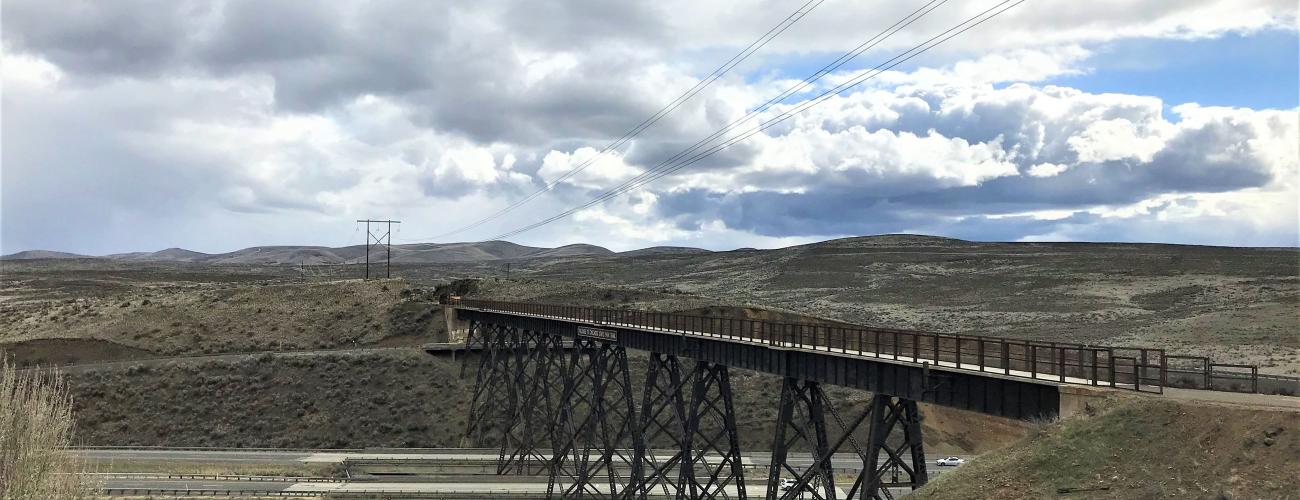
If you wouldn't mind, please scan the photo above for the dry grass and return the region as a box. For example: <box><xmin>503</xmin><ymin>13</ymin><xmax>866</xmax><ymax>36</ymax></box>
<box><xmin>0</xmin><ymin>358</ymin><xmax>99</xmax><ymax>499</ymax></box>
<box><xmin>910</xmin><ymin>397</ymin><xmax>1300</xmax><ymax>499</ymax></box>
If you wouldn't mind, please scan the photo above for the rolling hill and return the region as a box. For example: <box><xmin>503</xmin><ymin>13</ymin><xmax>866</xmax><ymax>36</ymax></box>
<box><xmin>0</xmin><ymin>250</ymin><xmax>90</xmax><ymax>260</ymax></box>
<box><xmin>2</xmin><ymin>241</ymin><xmax>615</xmax><ymax>264</ymax></box>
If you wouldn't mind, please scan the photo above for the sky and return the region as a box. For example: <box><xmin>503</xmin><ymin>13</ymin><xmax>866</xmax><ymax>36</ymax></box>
<box><xmin>2</xmin><ymin>0</ymin><xmax>1297</xmax><ymax>255</ymax></box>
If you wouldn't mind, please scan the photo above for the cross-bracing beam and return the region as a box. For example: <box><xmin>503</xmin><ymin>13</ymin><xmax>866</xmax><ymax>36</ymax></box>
<box><xmin>853</xmin><ymin>396</ymin><xmax>927</xmax><ymax>499</ymax></box>
<box><xmin>465</xmin><ymin>321</ymin><xmax>517</xmax><ymax>447</ymax></box>
<box><xmin>767</xmin><ymin>378</ymin><xmax>836</xmax><ymax>500</ymax></box>
<box><xmin>628</xmin><ymin>353</ymin><xmax>691</xmax><ymax>499</ymax></box>
<box><xmin>767</xmin><ymin>382</ymin><xmax>928</xmax><ymax>500</ymax></box>
<box><xmin>680</xmin><ymin>361</ymin><xmax>748</xmax><ymax>500</ymax></box>
<box><xmin>499</xmin><ymin>329</ymin><xmax>566</xmax><ymax>475</ymax></box>
<box><xmin>460</xmin><ymin>315</ymin><xmax>932</xmax><ymax>500</ymax></box>
<box><xmin>548</xmin><ymin>338</ymin><xmax>641</xmax><ymax>499</ymax></box>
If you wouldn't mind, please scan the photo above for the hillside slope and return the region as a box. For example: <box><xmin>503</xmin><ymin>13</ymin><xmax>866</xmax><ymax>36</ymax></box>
<box><xmin>3</xmin><ymin>241</ymin><xmax>616</xmax><ymax>264</ymax></box>
<box><xmin>511</xmin><ymin>236</ymin><xmax>1300</xmax><ymax>375</ymax></box>
<box><xmin>0</xmin><ymin>278</ymin><xmax>445</xmax><ymax>361</ymax></box>
<box><xmin>912</xmin><ymin>397</ymin><xmax>1299</xmax><ymax>499</ymax></box>
<box><xmin>1</xmin><ymin>250</ymin><xmax>89</xmax><ymax>260</ymax></box>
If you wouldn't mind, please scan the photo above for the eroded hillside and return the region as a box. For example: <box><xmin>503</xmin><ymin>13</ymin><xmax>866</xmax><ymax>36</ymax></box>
<box><xmin>912</xmin><ymin>396</ymin><xmax>1300</xmax><ymax>499</ymax></box>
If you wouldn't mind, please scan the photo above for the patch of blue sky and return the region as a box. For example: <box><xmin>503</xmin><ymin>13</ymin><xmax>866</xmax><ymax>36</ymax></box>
<box><xmin>1051</xmin><ymin>29</ymin><xmax>1299</xmax><ymax>111</ymax></box>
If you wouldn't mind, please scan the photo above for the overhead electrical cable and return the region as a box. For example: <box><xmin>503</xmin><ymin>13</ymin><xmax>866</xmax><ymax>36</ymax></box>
<box><xmin>400</xmin><ymin>0</ymin><xmax>828</xmax><ymax>242</ymax></box>
<box><xmin>478</xmin><ymin>0</ymin><xmax>952</xmax><ymax>241</ymax></box>
<box><xmin>487</xmin><ymin>0</ymin><xmax>1026</xmax><ymax>241</ymax></box>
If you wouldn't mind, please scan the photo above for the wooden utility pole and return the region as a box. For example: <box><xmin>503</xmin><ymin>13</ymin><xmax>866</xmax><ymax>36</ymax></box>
<box><xmin>357</xmin><ymin>219</ymin><xmax>401</xmax><ymax>279</ymax></box>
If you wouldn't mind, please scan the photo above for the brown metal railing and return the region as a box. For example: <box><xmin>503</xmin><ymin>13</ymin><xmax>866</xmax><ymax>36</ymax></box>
<box><xmin>455</xmin><ymin>299</ymin><xmax>1169</xmax><ymax>393</ymax></box>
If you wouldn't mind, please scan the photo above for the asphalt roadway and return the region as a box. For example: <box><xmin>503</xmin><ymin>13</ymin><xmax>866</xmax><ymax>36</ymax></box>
<box><xmin>99</xmin><ymin>478</ymin><xmax>926</xmax><ymax>498</ymax></box>
<box><xmin>73</xmin><ymin>448</ymin><xmax>966</xmax><ymax>468</ymax></box>
<box><xmin>76</xmin><ymin>448</ymin><xmax>315</xmax><ymax>464</ymax></box>
<box><xmin>83</xmin><ymin>448</ymin><xmax>962</xmax><ymax>497</ymax></box>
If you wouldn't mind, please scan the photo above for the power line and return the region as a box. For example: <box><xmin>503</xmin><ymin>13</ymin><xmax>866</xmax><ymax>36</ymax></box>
<box><xmin>487</xmin><ymin>0</ymin><xmax>1026</xmax><ymax>242</ymax></box>
<box><xmin>480</xmin><ymin>0</ymin><xmax>953</xmax><ymax>241</ymax></box>
<box><xmin>399</xmin><ymin>0</ymin><xmax>828</xmax><ymax>243</ymax></box>
<box><xmin>494</xmin><ymin>0</ymin><xmax>1024</xmax><ymax>241</ymax></box>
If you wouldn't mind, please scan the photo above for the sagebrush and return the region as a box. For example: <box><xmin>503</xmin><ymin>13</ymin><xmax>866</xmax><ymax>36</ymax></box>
<box><xmin>0</xmin><ymin>358</ymin><xmax>97</xmax><ymax>499</ymax></box>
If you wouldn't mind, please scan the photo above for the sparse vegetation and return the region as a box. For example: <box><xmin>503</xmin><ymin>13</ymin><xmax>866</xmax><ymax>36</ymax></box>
<box><xmin>1</xmin><ymin>275</ymin><xmax>445</xmax><ymax>365</ymax></box>
<box><xmin>4</xmin><ymin>238</ymin><xmax>1296</xmax><ymax>372</ymax></box>
<box><xmin>911</xmin><ymin>397</ymin><xmax>1300</xmax><ymax>499</ymax></box>
<box><xmin>67</xmin><ymin>350</ymin><xmax>470</xmax><ymax>448</ymax></box>
<box><xmin>0</xmin><ymin>358</ymin><xmax>98</xmax><ymax>499</ymax></box>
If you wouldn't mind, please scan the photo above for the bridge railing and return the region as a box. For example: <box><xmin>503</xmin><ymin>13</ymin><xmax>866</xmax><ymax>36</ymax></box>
<box><xmin>456</xmin><ymin>299</ymin><xmax>1170</xmax><ymax>393</ymax></box>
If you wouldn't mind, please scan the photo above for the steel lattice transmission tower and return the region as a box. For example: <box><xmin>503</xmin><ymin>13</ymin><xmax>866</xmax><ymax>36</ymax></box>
<box><xmin>357</xmin><ymin>219</ymin><xmax>400</xmax><ymax>279</ymax></box>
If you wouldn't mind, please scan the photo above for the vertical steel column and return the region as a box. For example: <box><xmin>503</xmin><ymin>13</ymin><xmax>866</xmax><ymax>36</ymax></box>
<box><xmin>460</xmin><ymin>317</ymin><xmax>487</xmax><ymax>377</ymax></box>
<box><xmin>628</xmin><ymin>353</ymin><xmax>690</xmax><ymax>499</ymax></box>
<box><xmin>852</xmin><ymin>395</ymin><xmax>928</xmax><ymax>500</ymax></box>
<box><xmin>766</xmin><ymin>378</ymin><xmax>836</xmax><ymax>500</ymax></box>
<box><xmin>498</xmin><ymin>330</ymin><xmax>565</xmax><ymax>475</ymax></box>
<box><xmin>604</xmin><ymin>346</ymin><xmax>642</xmax><ymax>498</ymax></box>
<box><xmin>462</xmin><ymin>319</ymin><xmax>489</xmax><ymax>438</ymax></box>
<box><xmin>465</xmin><ymin>322</ymin><xmax>518</xmax><ymax>447</ymax></box>
<box><xmin>679</xmin><ymin>361</ymin><xmax>747</xmax><ymax>500</ymax></box>
<box><xmin>549</xmin><ymin>338</ymin><xmax>639</xmax><ymax>499</ymax></box>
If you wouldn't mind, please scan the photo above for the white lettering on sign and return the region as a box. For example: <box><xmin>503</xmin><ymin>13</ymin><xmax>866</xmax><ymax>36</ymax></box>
<box><xmin>577</xmin><ymin>327</ymin><xmax>618</xmax><ymax>342</ymax></box>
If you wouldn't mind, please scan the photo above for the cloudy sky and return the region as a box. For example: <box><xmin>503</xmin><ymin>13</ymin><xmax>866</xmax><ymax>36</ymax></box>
<box><xmin>2</xmin><ymin>0</ymin><xmax>1297</xmax><ymax>254</ymax></box>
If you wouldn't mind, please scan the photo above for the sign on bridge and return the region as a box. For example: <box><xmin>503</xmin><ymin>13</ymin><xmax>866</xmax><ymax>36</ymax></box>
<box><xmin>577</xmin><ymin>326</ymin><xmax>618</xmax><ymax>342</ymax></box>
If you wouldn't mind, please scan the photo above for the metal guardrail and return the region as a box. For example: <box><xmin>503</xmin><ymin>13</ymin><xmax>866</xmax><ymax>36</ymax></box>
<box><xmin>102</xmin><ymin>488</ymin><xmax>319</xmax><ymax>497</ymax></box>
<box><xmin>73</xmin><ymin>445</ymin><xmax>503</xmax><ymax>454</ymax></box>
<box><xmin>1165</xmin><ymin>356</ymin><xmax>1298</xmax><ymax>395</ymax></box>
<box><xmin>72</xmin><ymin>445</ymin><xmax>366</xmax><ymax>453</ymax></box>
<box><xmin>454</xmin><ymin>299</ymin><xmax>1192</xmax><ymax>393</ymax></box>
<box><xmin>93</xmin><ymin>473</ymin><xmax>344</xmax><ymax>483</ymax></box>
<box><xmin>324</xmin><ymin>492</ymin><xmax>548</xmax><ymax>499</ymax></box>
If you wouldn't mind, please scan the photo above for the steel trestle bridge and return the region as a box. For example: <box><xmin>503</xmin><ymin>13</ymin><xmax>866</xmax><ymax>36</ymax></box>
<box><xmin>447</xmin><ymin>299</ymin><xmax>1170</xmax><ymax>499</ymax></box>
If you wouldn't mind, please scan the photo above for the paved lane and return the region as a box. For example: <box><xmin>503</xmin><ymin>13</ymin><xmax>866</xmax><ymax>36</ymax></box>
<box><xmin>74</xmin><ymin>448</ymin><xmax>967</xmax><ymax>469</ymax></box>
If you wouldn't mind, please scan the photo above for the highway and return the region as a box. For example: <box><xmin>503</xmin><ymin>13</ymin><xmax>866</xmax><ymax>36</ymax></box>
<box><xmin>82</xmin><ymin>447</ymin><xmax>963</xmax><ymax>497</ymax></box>
<box><xmin>73</xmin><ymin>447</ymin><xmax>966</xmax><ymax>470</ymax></box>
<box><xmin>75</xmin><ymin>448</ymin><xmax>316</xmax><ymax>464</ymax></box>
<box><xmin>99</xmin><ymin>477</ymin><xmax>930</xmax><ymax>498</ymax></box>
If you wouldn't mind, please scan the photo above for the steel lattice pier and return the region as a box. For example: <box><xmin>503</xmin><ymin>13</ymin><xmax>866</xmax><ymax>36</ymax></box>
<box><xmin>456</xmin><ymin>313</ymin><xmax>983</xmax><ymax>499</ymax></box>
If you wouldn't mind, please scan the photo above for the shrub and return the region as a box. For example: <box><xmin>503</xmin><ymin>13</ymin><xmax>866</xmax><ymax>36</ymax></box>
<box><xmin>1</xmin><ymin>358</ymin><xmax>99</xmax><ymax>499</ymax></box>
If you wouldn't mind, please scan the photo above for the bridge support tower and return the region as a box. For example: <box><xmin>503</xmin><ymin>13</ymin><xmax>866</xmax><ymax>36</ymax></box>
<box><xmin>459</xmin><ymin>314</ymin><xmax>932</xmax><ymax>500</ymax></box>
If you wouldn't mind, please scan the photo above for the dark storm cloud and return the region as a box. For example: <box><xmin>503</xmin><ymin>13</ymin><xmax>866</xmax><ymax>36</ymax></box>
<box><xmin>623</xmin><ymin>137</ymin><xmax>762</xmax><ymax>172</ymax></box>
<box><xmin>659</xmin><ymin>146</ymin><xmax>1278</xmax><ymax>238</ymax></box>
<box><xmin>654</xmin><ymin>120</ymin><xmax>1281</xmax><ymax>238</ymax></box>
<box><xmin>1</xmin><ymin>0</ymin><xmax>682</xmax><ymax>146</ymax></box>
<box><xmin>499</xmin><ymin>1</ymin><xmax>669</xmax><ymax>50</ymax></box>
<box><xmin>657</xmin><ymin>188</ymin><xmax>914</xmax><ymax>236</ymax></box>
<box><xmin>0</xmin><ymin>1</ymin><xmax>207</xmax><ymax>75</ymax></box>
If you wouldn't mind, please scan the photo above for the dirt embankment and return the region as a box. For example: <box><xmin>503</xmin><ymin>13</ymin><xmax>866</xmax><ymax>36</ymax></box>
<box><xmin>1</xmin><ymin>279</ymin><xmax>448</xmax><ymax>366</ymax></box>
<box><xmin>912</xmin><ymin>397</ymin><xmax>1300</xmax><ymax>500</ymax></box>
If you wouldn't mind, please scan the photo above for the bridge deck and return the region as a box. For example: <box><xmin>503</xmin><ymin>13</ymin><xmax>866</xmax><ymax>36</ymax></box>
<box><xmin>449</xmin><ymin>301</ymin><xmax>1148</xmax><ymax>419</ymax></box>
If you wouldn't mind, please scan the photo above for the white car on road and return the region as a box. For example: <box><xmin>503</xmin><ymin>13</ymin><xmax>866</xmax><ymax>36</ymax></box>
<box><xmin>936</xmin><ymin>456</ymin><xmax>965</xmax><ymax>466</ymax></box>
<box><xmin>778</xmin><ymin>478</ymin><xmax>798</xmax><ymax>491</ymax></box>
